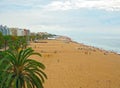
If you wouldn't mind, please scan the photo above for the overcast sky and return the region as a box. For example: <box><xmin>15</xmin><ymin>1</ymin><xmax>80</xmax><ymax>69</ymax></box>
<box><xmin>0</xmin><ymin>0</ymin><xmax>120</xmax><ymax>36</ymax></box>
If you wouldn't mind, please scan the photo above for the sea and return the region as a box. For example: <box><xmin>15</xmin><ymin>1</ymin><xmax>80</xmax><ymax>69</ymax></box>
<box><xmin>68</xmin><ymin>33</ymin><xmax>120</xmax><ymax>54</ymax></box>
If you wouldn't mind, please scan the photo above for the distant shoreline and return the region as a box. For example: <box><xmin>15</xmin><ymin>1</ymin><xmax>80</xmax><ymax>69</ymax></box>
<box><xmin>33</xmin><ymin>34</ymin><xmax>120</xmax><ymax>55</ymax></box>
<box><xmin>71</xmin><ymin>39</ymin><xmax>120</xmax><ymax>55</ymax></box>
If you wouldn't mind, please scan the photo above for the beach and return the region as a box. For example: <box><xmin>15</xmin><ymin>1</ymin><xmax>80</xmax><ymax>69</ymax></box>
<box><xmin>29</xmin><ymin>39</ymin><xmax>120</xmax><ymax>88</ymax></box>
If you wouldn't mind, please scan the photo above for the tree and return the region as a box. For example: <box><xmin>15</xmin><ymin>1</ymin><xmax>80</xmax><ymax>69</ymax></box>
<box><xmin>3</xmin><ymin>35</ymin><xmax>11</xmax><ymax>51</ymax></box>
<box><xmin>8</xmin><ymin>36</ymin><xmax>28</xmax><ymax>53</ymax></box>
<box><xmin>30</xmin><ymin>35</ymin><xmax>36</xmax><ymax>42</ymax></box>
<box><xmin>18</xmin><ymin>36</ymin><xmax>28</xmax><ymax>49</ymax></box>
<box><xmin>0</xmin><ymin>32</ymin><xmax>4</xmax><ymax>49</ymax></box>
<box><xmin>8</xmin><ymin>36</ymin><xmax>20</xmax><ymax>52</ymax></box>
<box><xmin>0</xmin><ymin>48</ymin><xmax>47</xmax><ymax>88</ymax></box>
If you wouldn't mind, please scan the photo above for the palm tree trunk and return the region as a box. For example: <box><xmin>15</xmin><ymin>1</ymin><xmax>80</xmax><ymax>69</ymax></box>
<box><xmin>4</xmin><ymin>41</ymin><xmax>6</xmax><ymax>51</ymax></box>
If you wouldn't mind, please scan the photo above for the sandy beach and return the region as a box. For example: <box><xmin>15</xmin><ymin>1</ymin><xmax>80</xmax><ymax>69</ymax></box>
<box><xmin>29</xmin><ymin>39</ymin><xmax>120</xmax><ymax>88</ymax></box>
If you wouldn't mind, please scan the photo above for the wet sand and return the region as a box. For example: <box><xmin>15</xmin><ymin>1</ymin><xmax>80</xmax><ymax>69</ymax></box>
<box><xmin>29</xmin><ymin>39</ymin><xmax>120</xmax><ymax>88</ymax></box>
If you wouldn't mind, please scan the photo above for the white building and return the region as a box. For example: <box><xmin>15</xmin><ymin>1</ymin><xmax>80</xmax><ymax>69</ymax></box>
<box><xmin>17</xmin><ymin>29</ymin><xmax>24</xmax><ymax>36</ymax></box>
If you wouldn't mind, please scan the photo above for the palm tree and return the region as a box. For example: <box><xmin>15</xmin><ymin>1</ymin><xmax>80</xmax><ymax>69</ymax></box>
<box><xmin>0</xmin><ymin>48</ymin><xmax>47</xmax><ymax>88</ymax></box>
<box><xmin>0</xmin><ymin>32</ymin><xmax>4</xmax><ymax>49</ymax></box>
<box><xmin>8</xmin><ymin>36</ymin><xmax>25</xmax><ymax>53</ymax></box>
<box><xmin>18</xmin><ymin>36</ymin><xmax>28</xmax><ymax>49</ymax></box>
<box><xmin>3</xmin><ymin>35</ymin><xmax>11</xmax><ymax>51</ymax></box>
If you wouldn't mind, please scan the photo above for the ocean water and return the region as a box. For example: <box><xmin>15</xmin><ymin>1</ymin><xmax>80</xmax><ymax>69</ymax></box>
<box><xmin>69</xmin><ymin>34</ymin><xmax>120</xmax><ymax>54</ymax></box>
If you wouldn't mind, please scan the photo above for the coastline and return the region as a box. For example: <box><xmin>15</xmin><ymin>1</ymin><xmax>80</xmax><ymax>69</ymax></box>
<box><xmin>71</xmin><ymin>38</ymin><xmax>120</xmax><ymax>55</ymax></box>
<box><xmin>73</xmin><ymin>38</ymin><xmax>120</xmax><ymax>54</ymax></box>
<box><xmin>68</xmin><ymin>38</ymin><xmax>119</xmax><ymax>55</ymax></box>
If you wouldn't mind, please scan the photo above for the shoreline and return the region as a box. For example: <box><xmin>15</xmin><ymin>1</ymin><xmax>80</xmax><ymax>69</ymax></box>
<box><xmin>32</xmin><ymin>38</ymin><xmax>120</xmax><ymax>55</ymax></box>
<box><xmin>71</xmin><ymin>39</ymin><xmax>120</xmax><ymax>55</ymax></box>
<box><xmin>56</xmin><ymin>35</ymin><xmax>120</xmax><ymax>54</ymax></box>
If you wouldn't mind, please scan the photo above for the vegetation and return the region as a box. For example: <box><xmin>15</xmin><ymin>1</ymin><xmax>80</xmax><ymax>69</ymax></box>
<box><xmin>0</xmin><ymin>32</ymin><xmax>4</xmax><ymax>49</ymax></box>
<box><xmin>0</xmin><ymin>34</ymin><xmax>47</xmax><ymax>88</ymax></box>
<box><xmin>30</xmin><ymin>33</ymin><xmax>56</xmax><ymax>41</ymax></box>
<box><xmin>0</xmin><ymin>34</ymin><xmax>28</xmax><ymax>51</ymax></box>
<box><xmin>3</xmin><ymin>35</ymin><xmax>11</xmax><ymax>50</ymax></box>
<box><xmin>8</xmin><ymin>36</ymin><xmax>28</xmax><ymax>52</ymax></box>
<box><xmin>0</xmin><ymin>48</ymin><xmax>47</xmax><ymax>88</ymax></box>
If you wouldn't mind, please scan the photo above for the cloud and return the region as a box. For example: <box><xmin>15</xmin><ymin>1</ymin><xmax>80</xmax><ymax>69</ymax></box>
<box><xmin>0</xmin><ymin>0</ymin><xmax>47</xmax><ymax>12</ymax></box>
<box><xmin>0</xmin><ymin>0</ymin><xmax>120</xmax><ymax>35</ymax></box>
<box><xmin>0</xmin><ymin>10</ymin><xmax>73</xmax><ymax>34</ymax></box>
<box><xmin>44</xmin><ymin>0</ymin><xmax>120</xmax><ymax>11</ymax></box>
<box><xmin>1</xmin><ymin>0</ymin><xmax>120</xmax><ymax>12</ymax></box>
<box><xmin>28</xmin><ymin>24</ymin><xmax>66</xmax><ymax>33</ymax></box>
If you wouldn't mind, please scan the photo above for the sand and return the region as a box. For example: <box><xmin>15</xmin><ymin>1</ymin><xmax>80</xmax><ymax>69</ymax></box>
<box><xmin>29</xmin><ymin>39</ymin><xmax>120</xmax><ymax>88</ymax></box>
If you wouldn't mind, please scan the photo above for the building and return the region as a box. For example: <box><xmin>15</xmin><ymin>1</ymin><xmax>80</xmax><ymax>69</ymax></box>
<box><xmin>37</xmin><ymin>32</ymin><xmax>49</xmax><ymax>36</ymax></box>
<box><xmin>0</xmin><ymin>25</ymin><xmax>10</xmax><ymax>35</ymax></box>
<box><xmin>0</xmin><ymin>25</ymin><xmax>3</xmax><ymax>34</ymax></box>
<box><xmin>9</xmin><ymin>28</ymin><xmax>30</xmax><ymax>36</ymax></box>
<box><xmin>0</xmin><ymin>25</ymin><xmax>30</xmax><ymax>37</ymax></box>
<box><xmin>23</xmin><ymin>29</ymin><xmax>30</xmax><ymax>36</ymax></box>
<box><xmin>9</xmin><ymin>28</ymin><xmax>17</xmax><ymax>36</ymax></box>
<box><xmin>17</xmin><ymin>29</ymin><xmax>24</xmax><ymax>36</ymax></box>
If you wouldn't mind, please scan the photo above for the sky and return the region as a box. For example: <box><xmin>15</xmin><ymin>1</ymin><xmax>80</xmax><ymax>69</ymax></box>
<box><xmin>0</xmin><ymin>0</ymin><xmax>120</xmax><ymax>37</ymax></box>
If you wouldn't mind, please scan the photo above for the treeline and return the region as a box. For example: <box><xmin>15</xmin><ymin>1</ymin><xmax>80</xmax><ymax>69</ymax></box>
<box><xmin>0</xmin><ymin>32</ymin><xmax>28</xmax><ymax>51</ymax></box>
<box><xmin>0</xmin><ymin>31</ymin><xmax>56</xmax><ymax>50</ymax></box>
<box><xmin>31</xmin><ymin>33</ymin><xmax>56</xmax><ymax>41</ymax></box>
